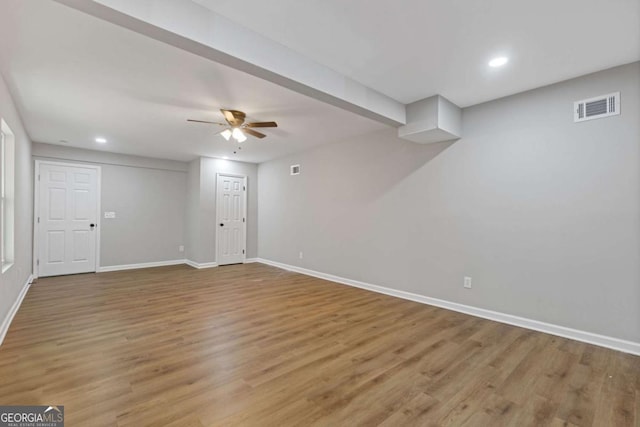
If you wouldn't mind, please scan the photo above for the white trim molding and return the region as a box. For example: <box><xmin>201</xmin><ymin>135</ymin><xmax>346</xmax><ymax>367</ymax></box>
<box><xmin>256</xmin><ymin>258</ymin><xmax>640</xmax><ymax>356</ymax></box>
<box><xmin>215</xmin><ymin>173</ymin><xmax>248</xmax><ymax>267</ymax></box>
<box><xmin>97</xmin><ymin>259</ymin><xmax>186</xmax><ymax>273</ymax></box>
<box><xmin>0</xmin><ymin>274</ymin><xmax>33</xmax><ymax>346</ymax></box>
<box><xmin>185</xmin><ymin>260</ymin><xmax>218</xmax><ymax>269</ymax></box>
<box><xmin>244</xmin><ymin>258</ymin><xmax>258</xmax><ymax>263</ymax></box>
<box><xmin>33</xmin><ymin>160</ymin><xmax>102</xmax><ymax>278</ymax></box>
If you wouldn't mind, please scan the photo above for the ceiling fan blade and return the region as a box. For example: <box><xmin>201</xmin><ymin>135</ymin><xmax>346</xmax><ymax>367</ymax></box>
<box><xmin>246</xmin><ymin>121</ymin><xmax>277</xmax><ymax>128</ymax></box>
<box><xmin>187</xmin><ymin>119</ymin><xmax>225</xmax><ymax>125</ymax></box>
<box><xmin>243</xmin><ymin>128</ymin><xmax>266</xmax><ymax>139</ymax></box>
<box><xmin>220</xmin><ymin>109</ymin><xmax>246</xmax><ymax>126</ymax></box>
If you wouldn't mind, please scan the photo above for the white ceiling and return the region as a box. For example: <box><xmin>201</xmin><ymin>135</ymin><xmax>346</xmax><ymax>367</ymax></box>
<box><xmin>194</xmin><ymin>0</ymin><xmax>640</xmax><ymax>106</ymax></box>
<box><xmin>0</xmin><ymin>0</ymin><xmax>386</xmax><ymax>163</ymax></box>
<box><xmin>0</xmin><ymin>1</ymin><xmax>637</xmax><ymax>163</ymax></box>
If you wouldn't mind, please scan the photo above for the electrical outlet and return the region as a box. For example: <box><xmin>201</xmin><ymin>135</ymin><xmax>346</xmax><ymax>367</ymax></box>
<box><xmin>464</xmin><ymin>276</ymin><xmax>472</xmax><ymax>289</ymax></box>
<box><xmin>178</xmin><ymin>245</ymin><xmax>184</xmax><ymax>252</ymax></box>
<box><xmin>299</xmin><ymin>251</ymin><xmax>303</xmax><ymax>259</ymax></box>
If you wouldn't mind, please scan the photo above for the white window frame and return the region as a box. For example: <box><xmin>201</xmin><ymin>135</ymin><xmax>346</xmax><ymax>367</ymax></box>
<box><xmin>1</xmin><ymin>118</ymin><xmax>15</xmax><ymax>274</ymax></box>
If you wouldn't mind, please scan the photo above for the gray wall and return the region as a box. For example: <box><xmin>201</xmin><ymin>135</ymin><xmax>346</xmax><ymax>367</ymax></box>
<box><xmin>185</xmin><ymin>158</ymin><xmax>201</xmax><ymax>262</ymax></box>
<box><xmin>186</xmin><ymin>157</ymin><xmax>258</xmax><ymax>264</ymax></box>
<box><xmin>258</xmin><ymin>62</ymin><xmax>640</xmax><ymax>343</ymax></box>
<box><xmin>32</xmin><ymin>144</ymin><xmax>188</xmax><ymax>267</ymax></box>
<box><xmin>31</xmin><ymin>145</ymin><xmax>259</xmax><ymax>268</ymax></box>
<box><xmin>0</xmin><ymin>74</ymin><xmax>32</xmax><ymax>326</ymax></box>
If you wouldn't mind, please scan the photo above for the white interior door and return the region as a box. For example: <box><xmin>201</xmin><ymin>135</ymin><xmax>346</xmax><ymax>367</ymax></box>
<box><xmin>37</xmin><ymin>162</ymin><xmax>99</xmax><ymax>277</ymax></box>
<box><xmin>216</xmin><ymin>174</ymin><xmax>246</xmax><ymax>266</ymax></box>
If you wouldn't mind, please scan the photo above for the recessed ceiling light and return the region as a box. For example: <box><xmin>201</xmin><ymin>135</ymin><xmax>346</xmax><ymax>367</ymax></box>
<box><xmin>95</xmin><ymin>137</ymin><xmax>107</xmax><ymax>143</ymax></box>
<box><xmin>488</xmin><ymin>56</ymin><xmax>509</xmax><ymax>68</ymax></box>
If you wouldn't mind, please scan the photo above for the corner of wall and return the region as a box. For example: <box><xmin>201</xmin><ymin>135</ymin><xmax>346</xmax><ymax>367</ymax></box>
<box><xmin>0</xmin><ymin>72</ymin><xmax>34</xmax><ymax>345</ymax></box>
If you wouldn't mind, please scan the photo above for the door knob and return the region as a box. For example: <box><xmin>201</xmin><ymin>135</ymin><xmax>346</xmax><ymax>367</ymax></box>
<box><xmin>219</xmin><ymin>223</ymin><xmax>224</xmax><ymax>227</ymax></box>
<box><xmin>90</xmin><ymin>223</ymin><xmax>96</xmax><ymax>228</ymax></box>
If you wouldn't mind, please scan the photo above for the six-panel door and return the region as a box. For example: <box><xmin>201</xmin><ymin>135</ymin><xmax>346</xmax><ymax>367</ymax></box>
<box><xmin>216</xmin><ymin>175</ymin><xmax>246</xmax><ymax>266</ymax></box>
<box><xmin>38</xmin><ymin>164</ymin><xmax>98</xmax><ymax>277</ymax></box>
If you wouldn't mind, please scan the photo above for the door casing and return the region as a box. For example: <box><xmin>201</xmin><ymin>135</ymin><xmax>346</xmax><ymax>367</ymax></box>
<box><xmin>215</xmin><ymin>173</ymin><xmax>247</xmax><ymax>266</ymax></box>
<box><xmin>33</xmin><ymin>160</ymin><xmax>102</xmax><ymax>278</ymax></box>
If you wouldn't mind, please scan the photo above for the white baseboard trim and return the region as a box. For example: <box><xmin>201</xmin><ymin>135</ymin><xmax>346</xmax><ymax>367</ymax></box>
<box><xmin>97</xmin><ymin>259</ymin><xmax>186</xmax><ymax>273</ymax></box>
<box><xmin>256</xmin><ymin>258</ymin><xmax>640</xmax><ymax>356</ymax></box>
<box><xmin>244</xmin><ymin>258</ymin><xmax>258</xmax><ymax>263</ymax></box>
<box><xmin>0</xmin><ymin>274</ymin><xmax>34</xmax><ymax>347</ymax></box>
<box><xmin>185</xmin><ymin>260</ymin><xmax>218</xmax><ymax>269</ymax></box>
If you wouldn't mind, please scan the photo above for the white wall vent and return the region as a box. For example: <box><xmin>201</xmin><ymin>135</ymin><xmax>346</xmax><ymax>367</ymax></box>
<box><xmin>574</xmin><ymin>92</ymin><xmax>620</xmax><ymax>122</ymax></box>
<box><xmin>290</xmin><ymin>164</ymin><xmax>300</xmax><ymax>175</ymax></box>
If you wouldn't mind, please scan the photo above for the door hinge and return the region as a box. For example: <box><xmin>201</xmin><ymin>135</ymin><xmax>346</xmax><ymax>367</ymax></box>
<box><xmin>243</xmin><ymin>218</ymin><xmax>245</xmax><ymax>223</ymax></box>
<box><xmin>38</xmin><ymin>174</ymin><xmax>40</xmax><ymax>181</ymax></box>
<box><xmin>37</xmin><ymin>217</ymin><xmax>40</xmax><ymax>223</ymax></box>
<box><xmin>242</xmin><ymin>249</ymin><xmax>245</xmax><ymax>254</ymax></box>
<box><xmin>243</xmin><ymin>186</ymin><xmax>246</xmax><ymax>191</ymax></box>
<box><xmin>37</xmin><ymin>259</ymin><xmax>40</xmax><ymax>266</ymax></box>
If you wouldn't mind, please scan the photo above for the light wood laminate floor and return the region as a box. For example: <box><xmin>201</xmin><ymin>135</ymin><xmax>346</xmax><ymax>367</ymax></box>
<box><xmin>0</xmin><ymin>263</ymin><xmax>638</xmax><ymax>426</ymax></box>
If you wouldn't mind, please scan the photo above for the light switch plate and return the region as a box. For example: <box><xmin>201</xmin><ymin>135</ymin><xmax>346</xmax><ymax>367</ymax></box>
<box><xmin>104</xmin><ymin>211</ymin><xmax>116</xmax><ymax>219</ymax></box>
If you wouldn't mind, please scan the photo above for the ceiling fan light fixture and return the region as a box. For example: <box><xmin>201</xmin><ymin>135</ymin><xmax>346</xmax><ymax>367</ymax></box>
<box><xmin>232</xmin><ymin>127</ymin><xmax>244</xmax><ymax>140</ymax></box>
<box><xmin>236</xmin><ymin>133</ymin><xmax>247</xmax><ymax>143</ymax></box>
<box><xmin>221</xmin><ymin>129</ymin><xmax>232</xmax><ymax>140</ymax></box>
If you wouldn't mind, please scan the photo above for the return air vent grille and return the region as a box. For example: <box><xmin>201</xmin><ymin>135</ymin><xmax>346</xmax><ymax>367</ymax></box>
<box><xmin>574</xmin><ymin>92</ymin><xmax>620</xmax><ymax>122</ymax></box>
<box><xmin>290</xmin><ymin>164</ymin><xmax>300</xmax><ymax>175</ymax></box>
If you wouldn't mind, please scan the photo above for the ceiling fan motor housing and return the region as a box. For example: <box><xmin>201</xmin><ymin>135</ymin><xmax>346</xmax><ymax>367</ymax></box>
<box><xmin>224</xmin><ymin>109</ymin><xmax>246</xmax><ymax>126</ymax></box>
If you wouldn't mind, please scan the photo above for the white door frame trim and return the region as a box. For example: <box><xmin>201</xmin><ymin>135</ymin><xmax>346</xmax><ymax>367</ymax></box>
<box><xmin>33</xmin><ymin>160</ymin><xmax>102</xmax><ymax>278</ymax></box>
<box><xmin>215</xmin><ymin>172</ymin><xmax>247</xmax><ymax>266</ymax></box>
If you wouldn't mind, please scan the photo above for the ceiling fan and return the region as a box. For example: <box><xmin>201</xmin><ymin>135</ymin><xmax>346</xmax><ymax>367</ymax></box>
<box><xmin>188</xmin><ymin>109</ymin><xmax>277</xmax><ymax>142</ymax></box>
